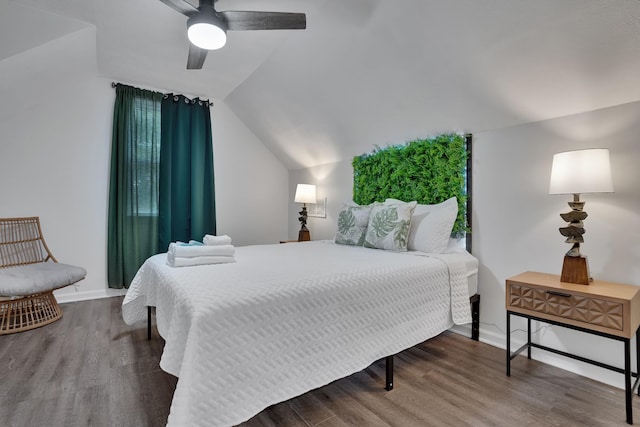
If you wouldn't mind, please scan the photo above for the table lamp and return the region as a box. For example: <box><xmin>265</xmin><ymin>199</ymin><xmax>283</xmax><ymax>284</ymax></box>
<box><xmin>294</xmin><ymin>184</ymin><xmax>316</xmax><ymax>241</ymax></box>
<box><xmin>548</xmin><ymin>148</ymin><xmax>614</xmax><ymax>284</ymax></box>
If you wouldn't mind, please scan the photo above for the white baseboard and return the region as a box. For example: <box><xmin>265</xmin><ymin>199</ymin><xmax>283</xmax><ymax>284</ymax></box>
<box><xmin>55</xmin><ymin>288</ymin><xmax>126</xmax><ymax>304</ymax></box>
<box><xmin>449</xmin><ymin>324</ymin><xmax>472</xmax><ymax>338</ymax></box>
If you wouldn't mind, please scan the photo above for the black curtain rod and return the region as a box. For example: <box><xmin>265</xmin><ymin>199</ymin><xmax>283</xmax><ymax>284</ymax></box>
<box><xmin>111</xmin><ymin>82</ymin><xmax>213</xmax><ymax>107</ymax></box>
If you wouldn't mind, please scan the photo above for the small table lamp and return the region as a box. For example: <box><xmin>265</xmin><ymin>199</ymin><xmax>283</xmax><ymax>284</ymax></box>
<box><xmin>548</xmin><ymin>148</ymin><xmax>614</xmax><ymax>284</ymax></box>
<box><xmin>294</xmin><ymin>184</ymin><xmax>316</xmax><ymax>241</ymax></box>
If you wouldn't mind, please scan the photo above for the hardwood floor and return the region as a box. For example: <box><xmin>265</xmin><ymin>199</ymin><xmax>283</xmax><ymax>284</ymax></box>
<box><xmin>1</xmin><ymin>296</ymin><xmax>638</xmax><ymax>426</ymax></box>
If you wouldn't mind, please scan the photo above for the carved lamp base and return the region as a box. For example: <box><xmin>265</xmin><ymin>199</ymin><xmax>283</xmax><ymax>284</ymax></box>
<box><xmin>561</xmin><ymin>255</ymin><xmax>591</xmax><ymax>285</ymax></box>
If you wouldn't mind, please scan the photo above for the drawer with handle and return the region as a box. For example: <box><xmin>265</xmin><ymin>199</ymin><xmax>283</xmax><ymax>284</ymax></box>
<box><xmin>508</xmin><ymin>283</ymin><xmax>624</xmax><ymax>331</ymax></box>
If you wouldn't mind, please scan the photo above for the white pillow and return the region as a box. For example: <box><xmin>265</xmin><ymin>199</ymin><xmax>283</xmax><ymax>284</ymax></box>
<box><xmin>363</xmin><ymin>201</ymin><xmax>417</xmax><ymax>251</ymax></box>
<box><xmin>387</xmin><ymin>197</ymin><xmax>458</xmax><ymax>253</ymax></box>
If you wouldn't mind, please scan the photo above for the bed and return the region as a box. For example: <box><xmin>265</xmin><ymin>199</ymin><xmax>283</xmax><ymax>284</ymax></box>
<box><xmin>122</xmin><ymin>240</ymin><xmax>479</xmax><ymax>426</ymax></box>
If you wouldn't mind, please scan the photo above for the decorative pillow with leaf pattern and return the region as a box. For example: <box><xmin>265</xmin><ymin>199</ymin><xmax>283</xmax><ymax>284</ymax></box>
<box><xmin>363</xmin><ymin>201</ymin><xmax>417</xmax><ymax>251</ymax></box>
<box><xmin>334</xmin><ymin>204</ymin><xmax>373</xmax><ymax>246</ymax></box>
<box><xmin>387</xmin><ymin>197</ymin><xmax>458</xmax><ymax>253</ymax></box>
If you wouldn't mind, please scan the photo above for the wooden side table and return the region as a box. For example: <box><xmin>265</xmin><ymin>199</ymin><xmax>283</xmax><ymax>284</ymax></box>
<box><xmin>506</xmin><ymin>271</ymin><xmax>640</xmax><ymax>424</ymax></box>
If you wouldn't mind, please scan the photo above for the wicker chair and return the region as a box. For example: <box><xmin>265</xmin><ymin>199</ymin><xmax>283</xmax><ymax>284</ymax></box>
<box><xmin>0</xmin><ymin>217</ymin><xmax>86</xmax><ymax>335</ymax></box>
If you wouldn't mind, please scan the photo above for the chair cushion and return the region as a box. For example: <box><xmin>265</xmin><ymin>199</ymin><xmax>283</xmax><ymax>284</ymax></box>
<box><xmin>0</xmin><ymin>262</ymin><xmax>86</xmax><ymax>296</ymax></box>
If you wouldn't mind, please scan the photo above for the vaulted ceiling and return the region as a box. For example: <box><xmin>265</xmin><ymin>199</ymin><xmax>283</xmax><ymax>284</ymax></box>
<box><xmin>3</xmin><ymin>0</ymin><xmax>640</xmax><ymax>169</ymax></box>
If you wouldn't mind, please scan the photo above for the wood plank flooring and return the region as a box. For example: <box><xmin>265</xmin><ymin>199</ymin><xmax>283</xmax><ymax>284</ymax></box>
<box><xmin>1</xmin><ymin>296</ymin><xmax>639</xmax><ymax>426</ymax></box>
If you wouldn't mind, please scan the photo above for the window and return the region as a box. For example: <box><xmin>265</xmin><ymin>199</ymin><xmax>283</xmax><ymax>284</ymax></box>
<box><xmin>130</xmin><ymin>96</ymin><xmax>161</xmax><ymax>216</ymax></box>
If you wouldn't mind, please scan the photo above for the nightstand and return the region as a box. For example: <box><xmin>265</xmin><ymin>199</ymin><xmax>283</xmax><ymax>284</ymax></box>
<box><xmin>506</xmin><ymin>271</ymin><xmax>640</xmax><ymax>424</ymax></box>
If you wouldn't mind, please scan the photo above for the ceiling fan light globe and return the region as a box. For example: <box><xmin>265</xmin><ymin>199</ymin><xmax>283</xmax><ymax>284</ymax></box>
<box><xmin>187</xmin><ymin>22</ymin><xmax>227</xmax><ymax>50</ymax></box>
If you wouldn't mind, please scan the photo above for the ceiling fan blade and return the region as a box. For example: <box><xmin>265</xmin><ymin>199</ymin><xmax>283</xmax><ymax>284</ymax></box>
<box><xmin>158</xmin><ymin>0</ymin><xmax>198</xmax><ymax>17</ymax></box>
<box><xmin>187</xmin><ymin>44</ymin><xmax>208</xmax><ymax>69</ymax></box>
<box><xmin>222</xmin><ymin>11</ymin><xmax>306</xmax><ymax>31</ymax></box>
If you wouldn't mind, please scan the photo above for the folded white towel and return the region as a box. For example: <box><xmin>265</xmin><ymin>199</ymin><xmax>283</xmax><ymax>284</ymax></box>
<box><xmin>166</xmin><ymin>252</ymin><xmax>236</xmax><ymax>268</ymax></box>
<box><xmin>173</xmin><ymin>241</ymin><xmax>202</xmax><ymax>246</ymax></box>
<box><xmin>168</xmin><ymin>243</ymin><xmax>235</xmax><ymax>258</ymax></box>
<box><xmin>203</xmin><ymin>234</ymin><xmax>232</xmax><ymax>246</ymax></box>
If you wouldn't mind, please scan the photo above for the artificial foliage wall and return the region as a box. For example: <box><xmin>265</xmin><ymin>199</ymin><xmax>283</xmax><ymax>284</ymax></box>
<box><xmin>352</xmin><ymin>133</ymin><xmax>469</xmax><ymax>236</ymax></box>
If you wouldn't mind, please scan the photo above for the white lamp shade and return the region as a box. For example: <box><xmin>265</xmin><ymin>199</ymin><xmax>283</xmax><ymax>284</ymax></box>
<box><xmin>187</xmin><ymin>22</ymin><xmax>227</xmax><ymax>50</ymax></box>
<box><xmin>549</xmin><ymin>148</ymin><xmax>614</xmax><ymax>195</ymax></box>
<box><xmin>294</xmin><ymin>184</ymin><xmax>317</xmax><ymax>204</ymax></box>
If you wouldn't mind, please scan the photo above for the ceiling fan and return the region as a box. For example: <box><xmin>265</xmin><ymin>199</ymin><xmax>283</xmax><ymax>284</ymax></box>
<box><xmin>159</xmin><ymin>0</ymin><xmax>307</xmax><ymax>69</ymax></box>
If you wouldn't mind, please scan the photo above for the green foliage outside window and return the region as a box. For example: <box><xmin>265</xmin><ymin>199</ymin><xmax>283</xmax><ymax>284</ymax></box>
<box><xmin>352</xmin><ymin>133</ymin><xmax>468</xmax><ymax>237</ymax></box>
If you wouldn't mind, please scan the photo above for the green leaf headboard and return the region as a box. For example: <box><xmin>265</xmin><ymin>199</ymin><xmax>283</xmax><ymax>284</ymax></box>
<box><xmin>352</xmin><ymin>133</ymin><xmax>471</xmax><ymax>241</ymax></box>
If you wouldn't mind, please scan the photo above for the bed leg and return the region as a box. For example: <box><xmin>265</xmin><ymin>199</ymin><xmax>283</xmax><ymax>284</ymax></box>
<box><xmin>385</xmin><ymin>355</ymin><xmax>394</xmax><ymax>391</ymax></box>
<box><xmin>470</xmin><ymin>294</ymin><xmax>480</xmax><ymax>341</ymax></box>
<box><xmin>147</xmin><ymin>306</ymin><xmax>152</xmax><ymax>340</ymax></box>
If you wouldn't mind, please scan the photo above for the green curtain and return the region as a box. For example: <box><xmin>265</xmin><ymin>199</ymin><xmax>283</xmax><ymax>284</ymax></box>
<box><xmin>107</xmin><ymin>84</ymin><xmax>163</xmax><ymax>288</ymax></box>
<box><xmin>158</xmin><ymin>95</ymin><xmax>216</xmax><ymax>251</ymax></box>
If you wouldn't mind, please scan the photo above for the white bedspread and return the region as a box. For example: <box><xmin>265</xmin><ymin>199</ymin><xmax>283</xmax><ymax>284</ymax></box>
<box><xmin>122</xmin><ymin>241</ymin><xmax>475</xmax><ymax>427</ymax></box>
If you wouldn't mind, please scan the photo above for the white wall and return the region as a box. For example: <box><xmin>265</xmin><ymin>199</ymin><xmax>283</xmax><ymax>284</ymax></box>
<box><xmin>213</xmin><ymin>102</ymin><xmax>289</xmax><ymax>246</ymax></box>
<box><xmin>288</xmin><ymin>100</ymin><xmax>640</xmax><ymax>389</ymax></box>
<box><xmin>0</xmin><ymin>28</ymin><xmax>289</xmax><ymax>303</ymax></box>
<box><xmin>0</xmin><ymin>28</ymin><xmax>114</xmax><ymax>302</ymax></box>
